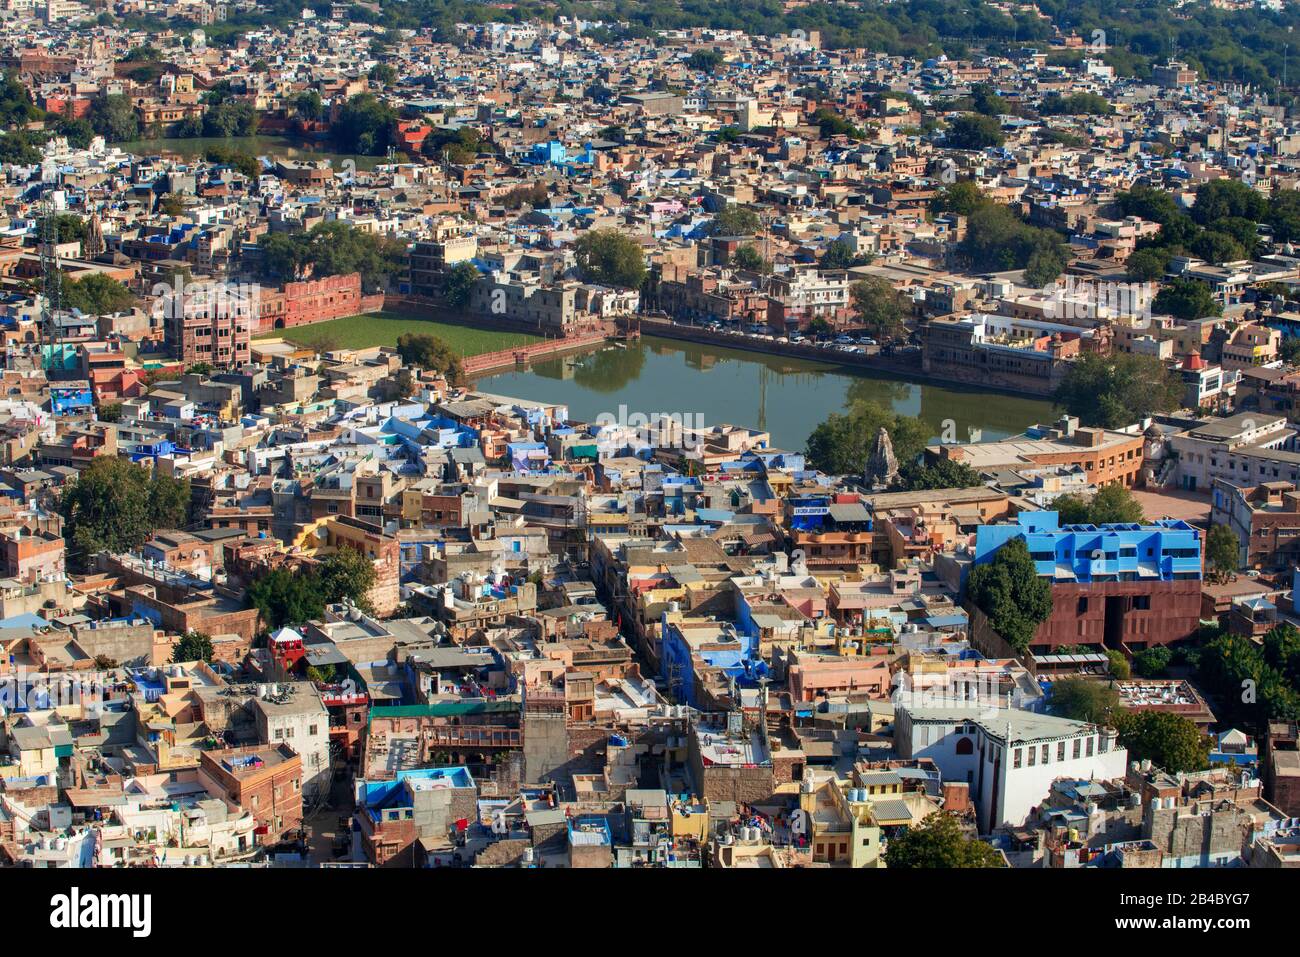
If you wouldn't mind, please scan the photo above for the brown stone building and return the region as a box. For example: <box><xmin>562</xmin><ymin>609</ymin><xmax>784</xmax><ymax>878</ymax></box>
<box><xmin>198</xmin><ymin>744</ymin><xmax>303</xmax><ymax>846</ymax></box>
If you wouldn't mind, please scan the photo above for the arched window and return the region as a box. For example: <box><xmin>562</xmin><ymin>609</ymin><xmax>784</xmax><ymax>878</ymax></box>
<box><xmin>955</xmin><ymin>736</ymin><xmax>974</xmax><ymax>756</ymax></box>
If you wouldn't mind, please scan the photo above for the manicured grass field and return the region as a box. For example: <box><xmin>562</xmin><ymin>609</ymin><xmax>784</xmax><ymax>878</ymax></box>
<box><xmin>255</xmin><ymin>310</ymin><xmax>541</xmax><ymax>356</ymax></box>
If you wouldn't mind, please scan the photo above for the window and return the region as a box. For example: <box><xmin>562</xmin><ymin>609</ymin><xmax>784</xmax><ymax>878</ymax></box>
<box><xmin>1072</xmin><ymin>738</ymin><xmax>1082</xmax><ymax>759</ymax></box>
<box><xmin>1057</xmin><ymin>741</ymin><xmax>1066</xmax><ymax>761</ymax></box>
<box><xmin>273</xmin><ymin>729</ymin><xmax>283</xmax><ymax>740</ymax></box>
<box><xmin>1077</xmin><ymin>597</ymin><xmax>1089</xmax><ymax>614</ymax></box>
<box><xmin>1086</xmin><ymin>736</ymin><xmax>1095</xmax><ymax>757</ymax></box>
<box><xmin>1134</xmin><ymin>595</ymin><xmax>1151</xmax><ymax>611</ymax></box>
<box><xmin>1041</xmin><ymin>744</ymin><xmax>1049</xmax><ymax>764</ymax></box>
<box><xmin>1013</xmin><ymin>748</ymin><xmax>1022</xmax><ymax>769</ymax></box>
<box><xmin>1027</xmin><ymin>747</ymin><xmax>1036</xmax><ymax>767</ymax></box>
<box><xmin>308</xmin><ymin>725</ymin><xmax>318</xmax><ymax>736</ymax></box>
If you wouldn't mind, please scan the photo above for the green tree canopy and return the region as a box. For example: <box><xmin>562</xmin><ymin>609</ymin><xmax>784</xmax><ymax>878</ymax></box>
<box><xmin>573</xmin><ymin>228</ymin><xmax>647</xmax><ymax>289</ymax></box>
<box><xmin>88</xmin><ymin>93</ymin><xmax>140</xmax><ymax>143</ymax></box>
<box><xmin>257</xmin><ymin>220</ymin><xmax>405</xmax><ymax>293</ymax></box>
<box><xmin>850</xmin><ymin>277</ymin><xmax>908</xmax><ymax>340</ymax></box>
<box><xmin>332</xmin><ymin>92</ymin><xmax>397</xmax><ymax>155</ymax></box>
<box><xmin>805</xmin><ymin>399</ymin><xmax>928</xmax><ymax>477</ymax></box>
<box><xmin>1132</xmin><ymin>646</ymin><xmax>1173</xmax><ymax>678</ymax></box>
<box><xmin>171</xmin><ymin>630</ymin><xmax>214</xmax><ymax>664</ymax></box>
<box><xmin>1052</xmin><ymin>352</ymin><xmax>1183</xmax><ymax>428</ymax></box>
<box><xmin>1115</xmin><ymin>710</ymin><xmax>1210</xmax><ymax>774</ymax></box>
<box><xmin>707</xmin><ymin>204</ymin><xmax>761</xmax><ymax>237</ymax></box>
<box><xmin>62</xmin><ymin>273</ymin><xmax>136</xmax><ymax>315</ymax></box>
<box><xmin>58</xmin><ymin>457</ymin><xmax>190</xmax><ymax>569</ymax></box>
<box><xmin>1152</xmin><ymin>277</ymin><xmax>1222</xmax><ymax>321</ymax></box>
<box><xmin>966</xmin><ymin>537</ymin><xmax>1054</xmax><ymax>654</ymax></box>
<box><xmin>1205</xmin><ymin>524</ymin><xmax>1240</xmax><ymax>581</ymax></box>
<box><xmin>442</xmin><ymin>260</ymin><xmax>480</xmax><ymax>307</ymax></box>
<box><xmin>896</xmin><ymin>458</ymin><xmax>984</xmax><ymax>491</ymax></box>
<box><xmin>944</xmin><ymin>112</ymin><xmax>1005</xmax><ymax>150</ymax></box>
<box><xmin>1051</xmin><ymin>484</ymin><xmax>1146</xmax><ymax>526</ymax></box>
<box><xmin>395</xmin><ymin>332</ymin><xmax>462</xmax><ymax>383</ymax></box>
<box><xmin>1050</xmin><ymin>677</ymin><xmax>1120</xmax><ymax>724</ymax></box>
<box><xmin>883</xmin><ymin>812</ymin><xmax>1004</xmax><ymax>868</ymax></box>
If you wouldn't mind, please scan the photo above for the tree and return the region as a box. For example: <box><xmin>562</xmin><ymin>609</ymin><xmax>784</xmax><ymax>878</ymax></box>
<box><xmin>966</xmin><ymin>538</ymin><xmax>1054</xmax><ymax>654</ymax></box>
<box><xmin>805</xmin><ymin>399</ymin><xmax>928</xmax><ymax>477</ymax></box>
<box><xmin>52</xmin><ymin>214</ymin><xmax>87</xmax><ymax>245</ymax></box>
<box><xmin>1038</xmin><ymin>92</ymin><xmax>1114</xmax><ymax>116</ymax></box>
<box><xmin>1106</xmin><ymin>650</ymin><xmax>1132</xmax><ymax>680</ymax></box>
<box><xmin>442</xmin><ymin>261</ymin><xmax>480</xmax><ymax>308</ymax></box>
<box><xmin>820</xmin><ymin>239</ymin><xmax>861</xmax><ymax>270</ymax></box>
<box><xmin>933</xmin><ymin>181</ymin><xmax>986</xmax><ymax>217</ymax></box>
<box><xmin>883</xmin><ymin>812</ymin><xmax>1004</xmax><ymax>868</ymax></box>
<box><xmin>1205</xmin><ymin>524</ymin><xmax>1240</xmax><ymax>582</ymax></box>
<box><xmin>1280</xmin><ymin>336</ymin><xmax>1300</xmax><ymax>366</ymax></box>
<box><xmin>88</xmin><ymin>93</ymin><xmax>139</xmax><ymax>143</ymax></box>
<box><xmin>686</xmin><ymin>49</ymin><xmax>723</xmax><ymax>72</ymax></box>
<box><xmin>171</xmin><ymin>630</ymin><xmax>214</xmax><ymax>664</ymax></box>
<box><xmin>395</xmin><ymin>333</ymin><xmax>462</xmax><ymax>383</ymax></box>
<box><xmin>59</xmin><ymin>457</ymin><xmax>190</xmax><ymax>568</ymax></box>
<box><xmin>896</xmin><ymin>458</ymin><xmax>984</xmax><ymax>491</ymax></box>
<box><xmin>1051</xmin><ymin>484</ymin><xmax>1146</xmax><ymax>526</ymax></box>
<box><xmin>257</xmin><ymin>221</ymin><xmax>405</xmax><ymax>293</ymax></box>
<box><xmin>850</xmin><ymin>277</ymin><xmax>908</xmax><ymax>341</ymax></box>
<box><xmin>62</xmin><ymin>273</ymin><xmax>136</xmax><ymax>315</ymax></box>
<box><xmin>958</xmin><ymin>200</ymin><xmax>1066</xmax><ymax>283</ymax></box>
<box><xmin>1132</xmin><ymin>646</ymin><xmax>1173</xmax><ymax>678</ymax></box>
<box><xmin>97</xmin><ymin>403</ymin><xmax>123</xmax><ymax>423</ymax></box>
<box><xmin>290</xmin><ymin>90</ymin><xmax>324</xmax><ymax>122</ymax></box>
<box><xmin>368</xmin><ymin>63</ymin><xmax>397</xmax><ymax>86</ymax></box>
<box><xmin>1124</xmin><ymin>246</ymin><xmax>1172</xmax><ymax>282</ymax></box>
<box><xmin>332</xmin><ymin>93</ymin><xmax>396</xmax><ymax>156</ymax></box>
<box><xmin>1050</xmin><ymin>677</ymin><xmax>1120</xmax><ymax>723</ymax></box>
<box><xmin>93</xmin><ymin>654</ymin><xmax>118</xmax><ymax>670</ymax></box>
<box><xmin>1153</xmin><ymin>277</ymin><xmax>1222</xmax><ymax>321</ymax></box>
<box><xmin>1052</xmin><ymin>352</ymin><xmax>1183</xmax><ymax>429</ymax></box>
<box><xmin>732</xmin><ymin>244</ymin><xmax>767</xmax><ymax>273</ymax></box>
<box><xmin>158</xmin><ymin>193</ymin><xmax>186</xmax><ymax>217</ymax></box>
<box><xmin>573</xmin><ymin>228</ymin><xmax>646</xmax><ymax>290</ymax></box>
<box><xmin>1115</xmin><ymin>710</ymin><xmax>1210</xmax><ymax>774</ymax></box>
<box><xmin>1192</xmin><ymin>179</ymin><xmax>1267</xmax><ymax>227</ymax></box>
<box><xmin>1200</xmin><ymin>629</ymin><xmax>1300</xmax><ymax>727</ymax></box>
<box><xmin>318</xmin><ymin>546</ymin><xmax>377</xmax><ymax>609</ymax></box>
<box><xmin>248</xmin><ymin>569</ymin><xmax>324</xmax><ymax>630</ymax></box>
<box><xmin>707</xmin><ymin>204</ymin><xmax>761</xmax><ymax>237</ymax></box>
<box><xmin>944</xmin><ymin>113</ymin><xmax>1005</xmax><ymax>150</ymax></box>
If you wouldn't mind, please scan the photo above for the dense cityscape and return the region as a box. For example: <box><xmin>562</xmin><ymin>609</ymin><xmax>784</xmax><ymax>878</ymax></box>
<box><xmin>0</xmin><ymin>1</ymin><xmax>1296</xmax><ymax>913</ymax></box>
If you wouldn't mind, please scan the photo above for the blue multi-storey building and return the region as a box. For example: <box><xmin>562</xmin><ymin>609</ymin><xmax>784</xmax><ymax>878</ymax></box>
<box><xmin>971</xmin><ymin>512</ymin><xmax>1204</xmax><ymax>653</ymax></box>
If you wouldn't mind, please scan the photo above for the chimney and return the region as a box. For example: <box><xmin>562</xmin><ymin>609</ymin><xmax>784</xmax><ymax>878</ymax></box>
<box><xmin>941</xmin><ymin>781</ymin><xmax>971</xmax><ymax>814</ymax></box>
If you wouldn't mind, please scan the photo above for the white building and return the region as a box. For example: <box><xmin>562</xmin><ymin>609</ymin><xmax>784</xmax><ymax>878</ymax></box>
<box><xmin>1168</xmin><ymin>411</ymin><xmax>1294</xmax><ymax>493</ymax></box>
<box><xmin>896</xmin><ymin>704</ymin><xmax>1128</xmax><ymax>832</ymax></box>
<box><xmin>253</xmin><ymin>683</ymin><xmax>330</xmax><ymax>800</ymax></box>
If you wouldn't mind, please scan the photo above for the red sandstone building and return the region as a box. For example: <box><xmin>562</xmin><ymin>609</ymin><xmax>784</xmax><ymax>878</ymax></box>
<box><xmin>253</xmin><ymin>273</ymin><xmax>384</xmax><ymax>334</ymax></box>
<box><xmin>163</xmin><ymin>287</ymin><xmax>253</xmax><ymax>370</ymax></box>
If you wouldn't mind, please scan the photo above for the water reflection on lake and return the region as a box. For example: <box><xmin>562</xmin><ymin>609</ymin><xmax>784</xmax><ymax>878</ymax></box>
<box><xmin>481</xmin><ymin>336</ymin><xmax>1055</xmax><ymax>452</ymax></box>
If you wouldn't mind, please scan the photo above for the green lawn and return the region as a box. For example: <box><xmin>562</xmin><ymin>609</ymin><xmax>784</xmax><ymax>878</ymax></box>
<box><xmin>255</xmin><ymin>310</ymin><xmax>541</xmax><ymax>356</ymax></box>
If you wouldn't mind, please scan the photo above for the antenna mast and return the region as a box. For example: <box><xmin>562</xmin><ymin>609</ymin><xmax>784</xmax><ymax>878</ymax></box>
<box><xmin>39</xmin><ymin>196</ymin><xmax>64</xmax><ymax>372</ymax></box>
